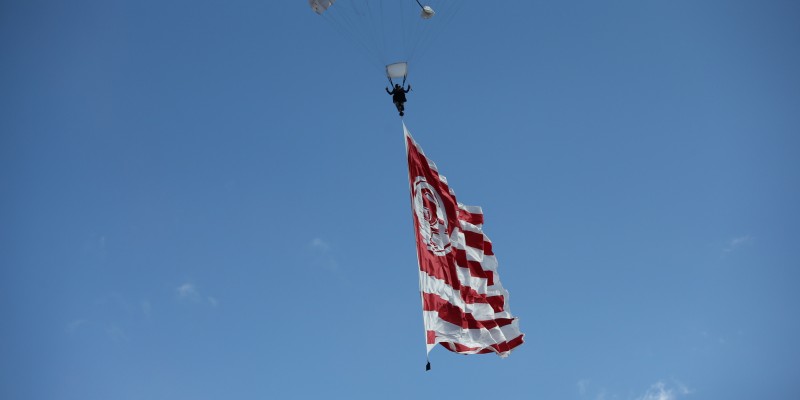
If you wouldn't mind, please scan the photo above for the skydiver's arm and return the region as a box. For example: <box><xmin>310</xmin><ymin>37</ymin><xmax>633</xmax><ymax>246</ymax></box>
<box><xmin>385</xmin><ymin>87</ymin><xmax>392</xmax><ymax>94</ymax></box>
<box><xmin>405</xmin><ymin>85</ymin><xmax>412</xmax><ymax>93</ymax></box>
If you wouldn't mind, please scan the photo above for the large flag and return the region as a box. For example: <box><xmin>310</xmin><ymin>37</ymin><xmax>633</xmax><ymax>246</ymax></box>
<box><xmin>404</xmin><ymin>123</ymin><xmax>524</xmax><ymax>362</ymax></box>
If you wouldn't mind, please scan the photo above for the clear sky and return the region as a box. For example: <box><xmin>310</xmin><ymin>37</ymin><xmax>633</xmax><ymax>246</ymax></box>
<box><xmin>2</xmin><ymin>1</ymin><xmax>799</xmax><ymax>399</ymax></box>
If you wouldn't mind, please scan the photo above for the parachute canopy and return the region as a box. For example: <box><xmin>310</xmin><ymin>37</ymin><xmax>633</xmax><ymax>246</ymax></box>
<box><xmin>307</xmin><ymin>0</ymin><xmax>464</xmax><ymax>80</ymax></box>
<box><xmin>386</xmin><ymin>62</ymin><xmax>408</xmax><ymax>80</ymax></box>
<box><xmin>308</xmin><ymin>0</ymin><xmax>335</xmax><ymax>15</ymax></box>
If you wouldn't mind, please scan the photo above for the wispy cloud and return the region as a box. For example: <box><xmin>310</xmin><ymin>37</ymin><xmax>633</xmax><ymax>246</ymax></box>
<box><xmin>176</xmin><ymin>283</ymin><xmax>219</xmax><ymax>307</ymax></box>
<box><xmin>310</xmin><ymin>238</ymin><xmax>331</xmax><ymax>252</ymax></box>
<box><xmin>578</xmin><ymin>379</ymin><xmax>590</xmax><ymax>395</ymax></box>
<box><xmin>636</xmin><ymin>381</ymin><xmax>692</xmax><ymax>400</ymax></box>
<box><xmin>309</xmin><ymin>238</ymin><xmax>338</xmax><ymax>271</ymax></box>
<box><xmin>66</xmin><ymin>319</ymin><xmax>88</xmax><ymax>334</ymax></box>
<box><xmin>675</xmin><ymin>381</ymin><xmax>692</xmax><ymax>396</ymax></box>
<box><xmin>176</xmin><ymin>283</ymin><xmax>200</xmax><ymax>300</ymax></box>
<box><xmin>66</xmin><ymin>319</ymin><xmax>130</xmax><ymax>342</ymax></box>
<box><xmin>578</xmin><ymin>380</ymin><xmax>690</xmax><ymax>400</ymax></box>
<box><xmin>723</xmin><ymin>235</ymin><xmax>754</xmax><ymax>253</ymax></box>
<box><xmin>106</xmin><ymin>324</ymin><xmax>129</xmax><ymax>342</ymax></box>
<box><xmin>81</xmin><ymin>234</ymin><xmax>108</xmax><ymax>263</ymax></box>
<box><xmin>141</xmin><ymin>300</ymin><xmax>152</xmax><ymax>318</ymax></box>
<box><xmin>576</xmin><ymin>380</ymin><xmax>609</xmax><ymax>400</ymax></box>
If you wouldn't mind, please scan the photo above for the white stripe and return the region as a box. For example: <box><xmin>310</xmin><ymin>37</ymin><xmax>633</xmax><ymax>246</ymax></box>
<box><xmin>423</xmin><ymin>311</ymin><xmax>522</xmax><ymax>349</ymax></box>
<box><xmin>420</xmin><ymin>275</ymin><xmax>501</xmax><ymax>319</ymax></box>
<box><xmin>458</xmin><ymin>203</ymin><xmax>483</xmax><ymax>215</ymax></box>
<box><xmin>451</xmin><ymin>230</ymin><xmax>507</xmax><ymax>298</ymax></box>
<box><xmin>458</xmin><ymin>220</ymin><xmax>484</xmax><ymax>235</ymax></box>
<box><xmin>456</xmin><ymin>264</ymin><xmax>489</xmax><ymax>294</ymax></box>
<box><xmin>420</xmin><ymin>272</ymin><xmax>515</xmax><ymax>319</ymax></box>
<box><xmin>452</xmin><ymin>234</ymin><xmax>500</xmax><ymax>274</ymax></box>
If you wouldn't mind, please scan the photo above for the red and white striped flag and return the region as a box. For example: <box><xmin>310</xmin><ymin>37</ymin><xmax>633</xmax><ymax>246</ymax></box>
<box><xmin>404</xmin><ymin>123</ymin><xmax>524</xmax><ymax>362</ymax></box>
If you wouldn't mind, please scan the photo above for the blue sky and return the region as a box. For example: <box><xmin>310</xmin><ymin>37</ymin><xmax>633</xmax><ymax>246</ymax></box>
<box><xmin>2</xmin><ymin>1</ymin><xmax>799</xmax><ymax>399</ymax></box>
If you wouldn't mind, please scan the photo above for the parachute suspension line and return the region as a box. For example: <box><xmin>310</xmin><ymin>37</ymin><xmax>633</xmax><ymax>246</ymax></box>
<box><xmin>379</xmin><ymin>0</ymin><xmax>388</xmax><ymax>66</ymax></box>
<box><xmin>360</xmin><ymin>0</ymin><xmax>387</xmax><ymax>67</ymax></box>
<box><xmin>313</xmin><ymin>0</ymin><xmax>469</xmax><ymax>80</ymax></box>
<box><xmin>407</xmin><ymin>0</ymin><xmax>467</xmax><ymax>64</ymax></box>
<box><xmin>405</xmin><ymin>0</ymin><xmax>441</xmax><ymax>65</ymax></box>
<box><xmin>322</xmin><ymin>5</ymin><xmax>383</xmax><ymax>71</ymax></box>
<box><xmin>364</xmin><ymin>0</ymin><xmax>387</xmax><ymax>67</ymax></box>
<box><xmin>400</xmin><ymin>0</ymin><xmax>408</xmax><ymax>62</ymax></box>
<box><xmin>402</xmin><ymin>0</ymin><xmax>423</xmax><ymax>65</ymax></box>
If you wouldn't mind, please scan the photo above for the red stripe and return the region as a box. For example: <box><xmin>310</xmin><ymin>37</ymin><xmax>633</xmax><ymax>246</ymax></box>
<box><xmin>458</xmin><ymin>209</ymin><xmax>483</xmax><ymax>226</ymax></box>
<box><xmin>418</xmin><ymin>252</ymin><xmax>461</xmax><ymax>288</ymax></box>
<box><xmin>463</xmin><ymin>231</ymin><xmax>485</xmax><ymax>251</ymax></box>
<box><xmin>485</xmin><ymin>295</ymin><xmax>505</xmax><ymax>313</ymax></box>
<box><xmin>418</xmin><ymin>256</ymin><xmax>504</xmax><ymax>312</ymax></box>
<box><xmin>459</xmin><ymin>286</ymin><xmax>504</xmax><ymax>312</ymax></box>
<box><xmin>422</xmin><ymin>292</ymin><xmax>514</xmax><ymax>330</ymax></box>
<box><xmin>484</xmin><ymin>241</ymin><xmax>494</xmax><ymax>256</ymax></box>
<box><xmin>426</xmin><ymin>330</ymin><xmax>436</xmax><ymax>345</ymax></box>
<box><xmin>455</xmin><ymin>248</ymin><xmax>495</xmax><ymax>286</ymax></box>
<box><xmin>439</xmin><ymin>334</ymin><xmax>524</xmax><ymax>355</ymax></box>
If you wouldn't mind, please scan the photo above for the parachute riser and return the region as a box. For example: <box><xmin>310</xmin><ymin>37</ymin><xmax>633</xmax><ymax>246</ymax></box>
<box><xmin>388</xmin><ymin>75</ymin><xmax>408</xmax><ymax>87</ymax></box>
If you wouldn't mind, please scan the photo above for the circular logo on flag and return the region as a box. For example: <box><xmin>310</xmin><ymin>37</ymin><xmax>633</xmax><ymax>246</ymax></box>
<box><xmin>413</xmin><ymin>177</ymin><xmax>451</xmax><ymax>256</ymax></box>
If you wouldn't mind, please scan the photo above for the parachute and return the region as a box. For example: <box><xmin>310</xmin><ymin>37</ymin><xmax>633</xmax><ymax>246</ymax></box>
<box><xmin>308</xmin><ymin>0</ymin><xmax>465</xmax><ymax>84</ymax></box>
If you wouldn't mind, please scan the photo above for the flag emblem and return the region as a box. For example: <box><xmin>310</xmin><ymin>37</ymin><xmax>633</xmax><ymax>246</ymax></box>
<box><xmin>412</xmin><ymin>177</ymin><xmax>453</xmax><ymax>256</ymax></box>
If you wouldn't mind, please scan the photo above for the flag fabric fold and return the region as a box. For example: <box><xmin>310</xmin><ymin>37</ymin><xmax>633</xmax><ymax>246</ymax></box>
<box><xmin>404</xmin><ymin>122</ymin><xmax>524</xmax><ymax>358</ymax></box>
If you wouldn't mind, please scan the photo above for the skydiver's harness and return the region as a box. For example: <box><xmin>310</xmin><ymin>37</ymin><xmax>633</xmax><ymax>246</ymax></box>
<box><xmin>387</xmin><ymin>74</ymin><xmax>409</xmax><ymax>105</ymax></box>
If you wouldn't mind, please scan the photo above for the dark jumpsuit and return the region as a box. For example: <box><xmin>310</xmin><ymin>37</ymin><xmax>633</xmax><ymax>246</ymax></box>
<box><xmin>386</xmin><ymin>85</ymin><xmax>411</xmax><ymax>116</ymax></box>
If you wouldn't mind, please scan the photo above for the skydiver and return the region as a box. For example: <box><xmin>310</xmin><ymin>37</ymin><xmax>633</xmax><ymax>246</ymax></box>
<box><xmin>386</xmin><ymin>83</ymin><xmax>411</xmax><ymax>116</ymax></box>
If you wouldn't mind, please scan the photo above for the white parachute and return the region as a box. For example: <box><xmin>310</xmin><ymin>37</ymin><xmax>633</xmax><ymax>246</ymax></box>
<box><xmin>308</xmin><ymin>0</ymin><xmax>464</xmax><ymax>84</ymax></box>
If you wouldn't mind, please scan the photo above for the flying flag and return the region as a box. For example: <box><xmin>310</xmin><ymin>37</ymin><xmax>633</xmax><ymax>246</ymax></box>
<box><xmin>404</xmin><ymin>123</ymin><xmax>524</xmax><ymax>368</ymax></box>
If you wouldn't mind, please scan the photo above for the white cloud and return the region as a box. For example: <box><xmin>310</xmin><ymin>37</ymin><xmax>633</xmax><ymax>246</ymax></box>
<box><xmin>66</xmin><ymin>319</ymin><xmax>87</xmax><ymax>334</ymax></box>
<box><xmin>636</xmin><ymin>381</ymin><xmax>692</xmax><ymax>400</ymax></box>
<box><xmin>81</xmin><ymin>234</ymin><xmax>108</xmax><ymax>262</ymax></box>
<box><xmin>176</xmin><ymin>283</ymin><xmax>199</xmax><ymax>299</ymax></box>
<box><xmin>310</xmin><ymin>238</ymin><xmax>331</xmax><ymax>252</ymax></box>
<box><xmin>675</xmin><ymin>381</ymin><xmax>692</xmax><ymax>396</ymax></box>
<box><xmin>723</xmin><ymin>235</ymin><xmax>754</xmax><ymax>252</ymax></box>
<box><xmin>106</xmin><ymin>324</ymin><xmax>129</xmax><ymax>342</ymax></box>
<box><xmin>578</xmin><ymin>379</ymin><xmax>590</xmax><ymax>395</ymax></box>
<box><xmin>141</xmin><ymin>300</ymin><xmax>151</xmax><ymax>318</ymax></box>
<box><xmin>309</xmin><ymin>238</ymin><xmax>338</xmax><ymax>271</ymax></box>
<box><xmin>637</xmin><ymin>382</ymin><xmax>674</xmax><ymax>400</ymax></box>
<box><xmin>176</xmin><ymin>283</ymin><xmax>219</xmax><ymax>307</ymax></box>
<box><xmin>580</xmin><ymin>380</ymin><xmax>691</xmax><ymax>400</ymax></box>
